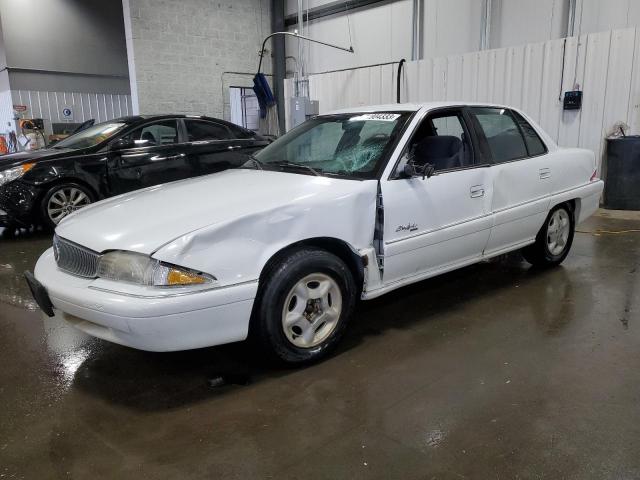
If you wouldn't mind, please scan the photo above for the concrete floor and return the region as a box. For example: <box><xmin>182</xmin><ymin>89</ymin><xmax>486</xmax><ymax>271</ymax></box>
<box><xmin>1</xmin><ymin>211</ymin><xmax>639</xmax><ymax>479</ymax></box>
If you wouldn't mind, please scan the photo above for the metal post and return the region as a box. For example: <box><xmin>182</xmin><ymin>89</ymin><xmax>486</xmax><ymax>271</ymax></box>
<box><xmin>271</xmin><ymin>0</ymin><xmax>286</xmax><ymax>134</ymax></box>
<box><xmin>567</xmin><ymin>0</ymin><xmax>577</xmax><ymax>37</ymax></box>
<box><xmin>480</xmin><ymin>0</ymin><xmax>492</xmax><ymax>50</ymax></box>
<box><xmin>411</xmin><ymin>0</ymin><xmax>421</xmax><ymax>61</ymax></box>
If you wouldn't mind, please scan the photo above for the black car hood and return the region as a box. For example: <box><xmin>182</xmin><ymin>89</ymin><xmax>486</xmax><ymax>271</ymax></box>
<box><xmin>0</xmin><ymin>149</ymin><xmax>77</xmax><ymax>169</ymax></box>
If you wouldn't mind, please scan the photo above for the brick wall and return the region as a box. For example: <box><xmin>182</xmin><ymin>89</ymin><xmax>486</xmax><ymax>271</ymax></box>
<box><xmin>123</xmin><ymin>0</ymin><xmax>271</xmax><ymax>119</ymax></box>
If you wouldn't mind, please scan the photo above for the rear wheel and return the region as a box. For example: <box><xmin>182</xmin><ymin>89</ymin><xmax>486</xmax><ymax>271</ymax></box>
<box><xmin>40</xmin><ymin>182</ymin><xmax>94</xmax><ymax>229</ymax></box>
<box><xmin>253</xmin><ymin>248</ymin><xmax>357</xmax><ymax>365</ymax></box>
<box><xmin>522</xmin><ymin>203</ymin><xmax>575</xmax><ymax>267</ymax></box>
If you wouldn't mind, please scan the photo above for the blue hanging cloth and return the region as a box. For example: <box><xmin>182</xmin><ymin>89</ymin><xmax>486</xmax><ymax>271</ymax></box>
<box><xmin>253</xmin><ymin>73</ymin><xmax>276</xmax><ymax>119</ymax></box>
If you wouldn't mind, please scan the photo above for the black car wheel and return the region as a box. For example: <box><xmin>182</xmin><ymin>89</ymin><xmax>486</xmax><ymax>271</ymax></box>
<box><xmin>40</xmin><ymin>182</ymin><xmax>94</xmax><ymax>229</ymax></box>
<box><xmin>252</xmin><ymin>248</ymin><xmax>357</xmax><ymax>365</ymax></box>
<box><xmin>522</xmin><ymin>203</ymin><xmax>575</xmax><ymax>267</ymax></box>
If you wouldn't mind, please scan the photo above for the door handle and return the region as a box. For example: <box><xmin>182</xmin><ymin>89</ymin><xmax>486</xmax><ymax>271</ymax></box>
<box><xmin>227</xmin><ymin>145</ymin><xmax>242</xmax><ymax>150</ymax></box>
<box><xmin>470</xmin><ymin>185</ymin><xmax>485</xmax><ymax>198</ymax></box>
<box><xmin>151</xmin><ymin>153</ymin><xmax>186</xmax><ymax>162</ymax></box>
<box><xmin>539</xmin><ymin>167</ymin><xmax>551</xmax><ymax>179</ymax></box>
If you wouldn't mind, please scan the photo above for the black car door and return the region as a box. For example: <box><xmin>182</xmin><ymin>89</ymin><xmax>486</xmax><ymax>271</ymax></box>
<box><xmin>107</xmin><ymin>119</ymin><xmax>192</xmax><ymax>195</ymax></box>
<box><xmin>182</xmin><ymin>119</ymin><xmax>265</xmax><ymax>176</ymax></box>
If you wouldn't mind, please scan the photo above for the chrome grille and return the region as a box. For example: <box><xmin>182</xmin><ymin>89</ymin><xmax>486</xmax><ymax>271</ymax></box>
<box><xmin>53</xmin><ymin>235</ymin><xmax>100</xmax><ymax>278</ymax></box>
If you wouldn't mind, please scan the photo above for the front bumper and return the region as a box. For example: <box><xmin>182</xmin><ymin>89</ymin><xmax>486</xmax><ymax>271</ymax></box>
<box><xmin>33</xmin><ymin>248</ymin><xmax>259</xmax><ymax>351</ymax></box>
<box><xmin>0</xmin><ymin>181</ymin><xmax>40</xmax><ymax>226</ymax></box>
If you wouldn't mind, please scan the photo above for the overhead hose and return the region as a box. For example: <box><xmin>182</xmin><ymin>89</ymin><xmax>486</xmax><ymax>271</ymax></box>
<box><xmin>397</xmin><ymin>58</ymin><xmax>406</xmax><ymax>104</ymax></box>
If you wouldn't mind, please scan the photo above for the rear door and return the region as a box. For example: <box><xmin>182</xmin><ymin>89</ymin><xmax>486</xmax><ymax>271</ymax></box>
<box><xmin>183</xmin><ymin>119</ymin><xmax>262</xmax><ymax>176</ymax></box>
<box><xmin>107</xmin><ymin>119</ymin><xmax>191</xmax><ymax>195</ymax></box>
<box><xmin>380</xmin><ymin>107</ymin><xmax>494</xmax><ymax>285</ymax></box>
<box><xmin>469</xmin><ymin>108</ymin><xmax>552</xmax><ymax>254</ymax></box>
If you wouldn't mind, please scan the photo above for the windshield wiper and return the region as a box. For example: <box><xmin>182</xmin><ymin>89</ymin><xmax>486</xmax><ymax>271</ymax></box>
<box><xmin>275</xmin><ymin>161</ymin><xmax>322</xmax><ymax>176</ymax></box>
<box><xmin>244</xmin><ymin>154</ymin><xmax>265</xmax><ymax>170</ymax></box>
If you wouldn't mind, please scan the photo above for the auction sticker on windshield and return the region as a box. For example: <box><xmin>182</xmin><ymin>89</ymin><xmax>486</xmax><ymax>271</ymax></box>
<box><xmin>349</xmin><ymin>113</ymin><xmax>401</xmax><ymax>122</ymax></box>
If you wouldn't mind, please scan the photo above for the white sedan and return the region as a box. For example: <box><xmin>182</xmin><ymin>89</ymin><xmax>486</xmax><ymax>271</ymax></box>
<box><xmin>27</xmin><ymin>102</ymin><xmax>604</xmax><ymax>364</ymax></box>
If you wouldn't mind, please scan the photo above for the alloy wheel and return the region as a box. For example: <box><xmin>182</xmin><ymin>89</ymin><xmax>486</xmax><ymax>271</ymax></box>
<box><xmin>546</xmin><ymin>208</ymin><xmax>570</xmax><ymax>256</ymax></box>
<box><xmin>281</xmin><ymin>273</ymin><xmax>343</xmax><ymax>348</ymax></box>
<box><xmin>47</xmin><ymin>187</ymin><xmax>91</xmax><ymax>224</ymax></box>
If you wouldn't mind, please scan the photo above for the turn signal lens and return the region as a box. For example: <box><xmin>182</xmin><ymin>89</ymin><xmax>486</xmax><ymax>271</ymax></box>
<box><xmin>22</xmin><ymin>163</ymin><xmax>35</xmax><ymax>173</ymax></box>
<box><xmin>166</xmin><ymin>269</ymin><xmax>208</xmax><ymax>285</ymax></box>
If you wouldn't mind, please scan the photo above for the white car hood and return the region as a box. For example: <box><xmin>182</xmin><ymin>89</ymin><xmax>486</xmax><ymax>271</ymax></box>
<box><xmin>56</xmin><ymin>169</ymin><xmax>375</xmax><ymax>254</ymax></box>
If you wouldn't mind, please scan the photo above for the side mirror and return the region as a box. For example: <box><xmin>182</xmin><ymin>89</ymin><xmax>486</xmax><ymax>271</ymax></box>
<box><xmin>401</xmin><ymin>153</ymin><xmax>435</xmax><ymax>180</ymax></box>
<box><xmin>109</xmin><ymin>138</ymin><xmax>136</xmax><ymax>151</ymax></box>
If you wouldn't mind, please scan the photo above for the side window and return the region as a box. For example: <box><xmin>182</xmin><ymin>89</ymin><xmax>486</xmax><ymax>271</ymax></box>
<box><xmin>408</xmin><ymin>111</ymin><xmax>474</xmax><ymax>172</ymax></box>
<box><xmin>121</xmin><ymin>120</ymin><xmax>178</xmax><ymax>147</ymax></box>
<box><xmin>185</xmin><ymin>120</ymin><xmax>232</xmax><ymax>141</ymax></box>
<box><xmin>227</xmin><ymin>124</ymin><xmax>255</xmax><ymax>139</ymax></box>
<box><xmin>471</xmin><ymin>108</ymin><xmax>527</xmax><ymax>163</ymax></box>
<box><xmin>511</xmin><ymin>111</ymin><xmax>547</xmax><ymax>156</ymax></box>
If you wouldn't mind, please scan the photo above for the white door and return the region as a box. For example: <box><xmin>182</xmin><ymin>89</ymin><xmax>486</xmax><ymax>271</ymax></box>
<box><xmin>381</xmin><ymin>108</ymin><xmax>493</xmax><ymax>287</ymax></box>
<box><xmin>469</xmin><ymin>108</ymin><xmax>553</xmax><ymax>254</ymax></box>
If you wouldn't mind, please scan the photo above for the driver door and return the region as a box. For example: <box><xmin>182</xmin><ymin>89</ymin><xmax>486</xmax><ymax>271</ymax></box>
<box><xmin>107</xmin><ymin>119</ymin><xmax>191</xmax><ymax>195</ymax></box>
<box><xmin>380</xmin><ymin>108</ymin><xmax>493</xmax><ymax>285</ymax></box>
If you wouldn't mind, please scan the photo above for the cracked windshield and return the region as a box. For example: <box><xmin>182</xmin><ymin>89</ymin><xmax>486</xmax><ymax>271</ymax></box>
<box><xmin>254</xmin><ymin>112</ymin><xmax>412</xmax><ymax>178</ymax></box>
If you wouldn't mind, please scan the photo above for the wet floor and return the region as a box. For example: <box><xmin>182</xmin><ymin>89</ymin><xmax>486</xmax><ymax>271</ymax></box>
<box><xmin>1</xmin><ymin>211</ymin><xmax>640</xmax><ymax>479</ymax></box>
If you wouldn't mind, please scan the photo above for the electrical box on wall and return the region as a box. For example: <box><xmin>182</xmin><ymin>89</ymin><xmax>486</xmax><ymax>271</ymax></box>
<box><xmin>563</xmin><ymin>91</ymin><xmax>583</xmax><ymax>110</ymax></box>
<box><xmin>289</xmin><ymin>97</ymin><xmax>319</xmax><ymax>128</ymax></box>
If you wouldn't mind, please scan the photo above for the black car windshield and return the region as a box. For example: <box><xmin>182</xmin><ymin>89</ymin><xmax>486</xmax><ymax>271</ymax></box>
<box><xmin>253</xmin><ymin>112</ymin><xmax>412</xmax><ymax>179</ymax></box>
<box><xmin>53</xmin><ymin>122</ymin><xmax>127</xmax><ymax>149</ymax></box>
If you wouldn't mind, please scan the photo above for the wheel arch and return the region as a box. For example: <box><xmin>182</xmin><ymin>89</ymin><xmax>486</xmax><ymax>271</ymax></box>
<box><xmin>38</xmin><ymin>176</ymin><xmax>100</xmax><ymax>203</ymax></box>
<box><xmin>257</xmin><ymin>237</ymin><xmax>366</xmax><ymax>296</ymax></box>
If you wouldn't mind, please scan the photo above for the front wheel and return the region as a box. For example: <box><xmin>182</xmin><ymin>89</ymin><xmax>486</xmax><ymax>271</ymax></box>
<box><xmin>522</xmin><ymin>203</ymin><xmax>575</xmax><ymax>267</ymax></box>
<box><xmin>252</xmin><ymin>248</ymin><xmax>357</xmax><ymax>365</ymax></box>
<box><xmin>40</xmin><ymin>182</ymin><xmax>94</xmax><ymax>229</ymax></box>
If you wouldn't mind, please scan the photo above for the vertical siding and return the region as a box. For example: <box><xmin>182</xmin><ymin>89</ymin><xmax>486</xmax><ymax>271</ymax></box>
<box><xmin>287</xmin><ymin>26</ymin><xmax>640</xmax><ymax>173</ymax></box>
<box><xmin>8</xmin><ymin>90</ymin><xmax>133</xmax><ymax>136</ymax></box>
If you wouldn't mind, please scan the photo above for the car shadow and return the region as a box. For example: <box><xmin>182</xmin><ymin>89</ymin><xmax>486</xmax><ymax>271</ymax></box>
<box><xmin>71</xmin><ymin>252</ymin><xmax>577</xmax><ymax>412</ymax></box>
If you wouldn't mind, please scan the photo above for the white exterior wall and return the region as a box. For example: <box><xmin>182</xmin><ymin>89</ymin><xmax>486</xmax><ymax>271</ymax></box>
<box><xmin>575</xmin><ymin>0</ymin><xmax>640</xmax><ymax>35</ymax></box>
<box><xmin>286</xmin><ymin>0</ymin><xmax>412</xmax><ymax>74</ymax></box>
<box><xmin>490</xmin><ymin>0</ymin><xmax>569</xmax><ymax>48</ymax></box>
<box><xmin>286</xmin><ymin>26</ymin><xmax>640</xmax><ymax>176</ymax></box>
<box><xmin>7</xmin><ymin>90</ymin><xmax>133</xmax><ymax>136</ymax></box>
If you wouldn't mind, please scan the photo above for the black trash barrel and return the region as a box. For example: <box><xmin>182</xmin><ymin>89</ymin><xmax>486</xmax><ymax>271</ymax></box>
<box><xmin>603</xmin><ymin>136</ymin><xmax>640</xmax><ymax>210</ymax></box>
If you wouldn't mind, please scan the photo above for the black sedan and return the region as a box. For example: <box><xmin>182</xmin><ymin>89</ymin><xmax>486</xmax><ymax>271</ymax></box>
<box><xmin>0</xmin><ymin>115</ymin><xmax>269</xmax><ymax>229</ymax></box>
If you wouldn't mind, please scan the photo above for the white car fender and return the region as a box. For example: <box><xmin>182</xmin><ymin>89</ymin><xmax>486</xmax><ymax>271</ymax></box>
<box><xmin>151</xmin><ymin>181</ymin><xmax>379</xmax><ymax>289</ymax></box>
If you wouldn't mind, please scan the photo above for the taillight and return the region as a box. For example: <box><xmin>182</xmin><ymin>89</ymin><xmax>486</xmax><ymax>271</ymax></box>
<box><xmin>590</xmin><ymin>169</ymin><xmax>598</xmax><ymax>181</ymax></box>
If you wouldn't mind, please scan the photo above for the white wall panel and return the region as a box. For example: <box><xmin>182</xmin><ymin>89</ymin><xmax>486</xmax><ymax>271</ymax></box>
<box><xmin>288</xmin><ymin>26</ymin><xmax>640</xmax><ymax>175</ymax></box>
<box><xmin>9</xmin><ymin>89</ymin><xmax>133</xmax><ymax>136</ymax></box>
<box><xmin>577</xmin><ymin>30</ymin><xmax>611</xmax><ymax>172</ymax></box>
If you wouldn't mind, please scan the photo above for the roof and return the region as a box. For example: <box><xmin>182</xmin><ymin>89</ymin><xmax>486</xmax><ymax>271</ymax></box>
<box><xmin>325</xmin><ymin>101</ymin><xmax>511</xmax><ymax>115</ymax></box>
<box><xmin>109</xmin><ymin>114</ymin><xmax>253</xmax><ymax>133</ymax></box>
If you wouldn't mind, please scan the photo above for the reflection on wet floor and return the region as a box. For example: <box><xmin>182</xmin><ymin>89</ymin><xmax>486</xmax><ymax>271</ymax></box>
<box><xmin>0</xmin><ymin>227</ymin><xmax>51</xmax><ymax>310</ymax></box>
<box><xmin>1</xmin><ymin>211</ymin><xmax>640</xmax><ymax>479</ymax></box>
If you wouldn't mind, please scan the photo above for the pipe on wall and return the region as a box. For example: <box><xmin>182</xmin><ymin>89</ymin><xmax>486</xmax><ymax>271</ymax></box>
<box><xmin>271</xmin><ymin>0</ymin><xmax>286</xmax><ymax>133</ymax></box>
<box><xmin>480</xmin><ymin>0</ymin><xmax>492</xmax><ymax>50</ymax></box>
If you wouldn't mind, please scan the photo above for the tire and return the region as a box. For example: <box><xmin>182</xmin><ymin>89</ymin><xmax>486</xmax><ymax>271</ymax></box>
<box><xmin>40</xmin><ymin>182</ymin><xmax>94</xmax><ymax>229</ymax></box>
<box><xmin>522</xmin><ymin>203</ymin><xmax>575</xmax><ymax>267</ymax></box>
<box><xmin>252</xmin><ymin>248</ymin><xmax>357</xmax><ymax>365</ymax></box>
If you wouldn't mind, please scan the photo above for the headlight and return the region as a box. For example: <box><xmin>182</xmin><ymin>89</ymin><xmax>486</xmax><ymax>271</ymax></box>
<box><xmin>0</xmin><ymin>163</ymin><xmax>35</xmax><ymax>187</ymax></box>
<box><xmin>97</xmin><ymin>251</ymin><xmax>215</xmax><ymax>286</ymax></box>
